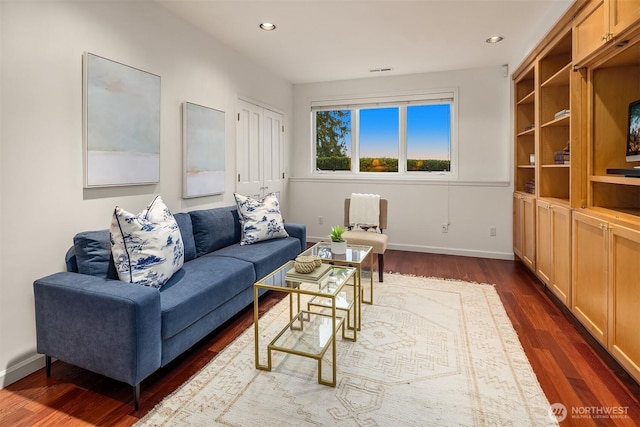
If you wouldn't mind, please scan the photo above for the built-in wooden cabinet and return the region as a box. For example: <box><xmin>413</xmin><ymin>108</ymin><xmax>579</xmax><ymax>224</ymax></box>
<box><xmin>574</xmin><ymin>0</ymin><xmax>640</xmax><ymax>66</ymax></box>
<box><xmin>514</xmin><ymin>0</ymin><xmax>640</xmax><ymax>386</ymax></box>
<box><xmin>537</xmin><ymin>201</ymin><xmax>572</xmax><ymax>305</ymax></box>
<box><xmin>514</xmin><ymin>193</ymin><xmax>536</xmax><ymax>271</ymax></box>
<box><xmin>571</xmin><ymin>211</ymin><xmax>608</xmax><ymax>343</ymax></box>
<box><xmin>513</xmin><ymin>28</ymin><xmax>573</xmax><ymax>294</ymax></box>
<box><xmin>572</xmin><ymin>211</ymin><xmax>640</xmax><ymax>380</ymax></box>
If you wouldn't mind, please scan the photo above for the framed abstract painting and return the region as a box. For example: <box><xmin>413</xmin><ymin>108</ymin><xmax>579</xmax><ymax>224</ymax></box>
<box><xmin>182</xmin><ymin>102</ymin><xmax>225</xmax><ymax>198</ymax></box>
<box><xmin>83</xmin><ymin>52</ymin><xmax>161</xmax><ymax>187</ymax></box>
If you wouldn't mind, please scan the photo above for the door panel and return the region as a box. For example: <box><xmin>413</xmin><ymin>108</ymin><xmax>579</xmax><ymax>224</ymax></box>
<box><xmin>609</xmin><ymin>225</ymin><xmax>640</xmax><ymax>380</ymax></box>
<box><xmin>572</xmin><ymin>211</ymin><xmax>608</xmax><ymax>344</ymax></box>
<box><xmin>236</xmin><ymin>100</ymin><xmax>263</xmax><ymax>198</ymax></box>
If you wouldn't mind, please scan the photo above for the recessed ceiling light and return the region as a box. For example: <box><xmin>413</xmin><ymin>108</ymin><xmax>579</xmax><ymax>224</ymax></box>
<box><xmin>486</xmin><ymin>36</ymin><xmax>504</xmax><ymax>44</ymax></box>
<box><xmin>259</xmin><ymin>22</ymin><xmax>276</xmax><ymax>31</ymax></box>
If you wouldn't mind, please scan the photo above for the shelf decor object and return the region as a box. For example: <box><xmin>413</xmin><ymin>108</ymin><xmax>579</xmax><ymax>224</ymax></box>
<box><xmin>182</xmin><ymin>102</ymin><xmax>225</xmax><ymax>198</ymax></box>
<box><xmin>83</xmin><ymin>52</ymin><xmax>161</xmax><ymax>187</ymax></box>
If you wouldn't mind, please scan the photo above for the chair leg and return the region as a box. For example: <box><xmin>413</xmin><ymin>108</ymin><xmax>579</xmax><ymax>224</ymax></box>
<box><xmin>45</xmin><ymin>355</ymin><xmax>51</xmax><ymax>377</ymax></box>
<box><xmin>378</xmin><ymin>253</ymin><xmax>384</xmax><ymax>282</ymax></box>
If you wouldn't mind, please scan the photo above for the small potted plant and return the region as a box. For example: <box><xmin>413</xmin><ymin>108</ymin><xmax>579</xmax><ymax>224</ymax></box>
<box><xmin>329</xmin><ymin>225</ymin><xmax>347</xmax><ymax>254</ymax></box>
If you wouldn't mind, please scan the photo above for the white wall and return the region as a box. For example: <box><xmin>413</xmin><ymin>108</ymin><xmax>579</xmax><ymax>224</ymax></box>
<box><xmin>288</xmin><ymin>67</ymin><xmax>514</xmax><ymax>258</ymax></box>
<box><xmin>0</xmin><ymin>1</ymin><xmax>292</xmax><ymax>386</ymax></box>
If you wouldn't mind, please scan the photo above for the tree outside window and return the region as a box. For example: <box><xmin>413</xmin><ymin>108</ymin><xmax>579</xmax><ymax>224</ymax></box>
<box><xmin>315</xmin><ymin>110</ymin><xmax>351</xmax><ymax>171</ymax></box>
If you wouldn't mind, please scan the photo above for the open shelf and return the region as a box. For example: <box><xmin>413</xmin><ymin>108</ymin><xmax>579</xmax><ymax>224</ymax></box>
<box><xmin>588</xmin><ymin>34</ymin><xmax>640</xmax><ymax>219</ymax></box>
<box><xmin>541</xmin><ymin>63</ymin><xmax>572</xmax><ymax>88</ymax></box>
<box><xmin>541</xmin><ymin>114</ymin><xmax>570</xmax><ymax>128</ymax></box>
<box><xmin>515</xmin><ymin>65</ymin><xmax>537</xmax><ymax>195</ymax></box>
<box><xmin>536</xmin><ymin>28</ymin><xmax>572</xmax><ymax>206</ymax></box>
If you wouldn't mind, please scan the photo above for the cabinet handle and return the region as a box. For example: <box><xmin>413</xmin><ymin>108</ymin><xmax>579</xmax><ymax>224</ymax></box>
<box><xmin>598</xmin><ymin>223</ymin><xmax>609</xmax><ymax>231</ymax></box>
<box><xmin>600</xmin><ymin>32</ymin><xmax>613</xmax><ymax>41</ymax></box>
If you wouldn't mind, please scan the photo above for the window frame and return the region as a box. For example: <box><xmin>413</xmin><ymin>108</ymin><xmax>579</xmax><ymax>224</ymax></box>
<box><xmin>311</xmin><ymin>89</ymin><xmax>458</xmax><ymax>180</ymax></box>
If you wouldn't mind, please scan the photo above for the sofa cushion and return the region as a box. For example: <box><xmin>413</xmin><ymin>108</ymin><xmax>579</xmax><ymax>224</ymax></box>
<box><xmin>189</xmin><ymin>206</ymin><xmax>241</xmax><ymax>257</ymax></box>
<box><xmin>159</xmin><ymin>255</ymin><xmax>255</xmax><ymax>340</ymax></box>
<box><xmin>173</xmin><ymin>212</ymin><xmax>196</xmax><ymax>262</ymax></box>
<box><xmin>212</xmin><ymin>237</ymin><xmax>301</xmax><ymax>280</ymax></box>
<box><xmin>234</xmin><ymin>192</ymin><xmax>288</xmax><ymax>245</ymax></box>
<box><xmin>73</xmin><ymin>230</ymin><xmax>118</xmax><ymax>279</ymax></box>
<box><xmin>110</xmin><ymin>196</ymin><xmax>185</xmax><ymax>288</ymax></box>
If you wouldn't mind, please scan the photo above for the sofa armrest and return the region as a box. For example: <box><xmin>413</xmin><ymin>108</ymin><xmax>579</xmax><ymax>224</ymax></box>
<box><xmin>285</xmin><ymin>223</ymin><xmax>306</xmax><ymax>252</ymax></box>
<box><xmin>33</xmin><ymin>272</ymin><xmax>161</xmax><ymax>386</ymax></box>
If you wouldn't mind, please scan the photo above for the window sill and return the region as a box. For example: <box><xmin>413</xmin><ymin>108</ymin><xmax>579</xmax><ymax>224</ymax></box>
<box><xmin>289</xmin><ymin>174</ymin><xmax>510</xmax><ymax>187</ymax></box>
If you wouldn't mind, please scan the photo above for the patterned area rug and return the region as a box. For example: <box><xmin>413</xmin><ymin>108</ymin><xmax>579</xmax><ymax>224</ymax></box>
<box><xmin>137</xmin><ymin>274</ymin><xmax>557</xmax><ymax>426</ymax></box>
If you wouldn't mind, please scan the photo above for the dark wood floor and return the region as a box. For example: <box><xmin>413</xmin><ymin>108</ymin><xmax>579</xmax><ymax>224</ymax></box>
<box><xmin>1</xmin><ymin>250</ymin><xmax>639</xmax><ymax>426</ymax></box>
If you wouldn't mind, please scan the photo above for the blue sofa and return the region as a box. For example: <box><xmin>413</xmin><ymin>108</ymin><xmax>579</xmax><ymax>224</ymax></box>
<box><xmin>33</xmin><ymin>205</ymin><xmax>305</xmax><ymax>409</ymax></box>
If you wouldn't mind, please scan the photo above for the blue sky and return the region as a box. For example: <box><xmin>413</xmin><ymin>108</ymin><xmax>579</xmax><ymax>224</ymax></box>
<box><xmin>358</xmin><ymin>104</ymin><xmax>451</xmax><ymax>159</ymax></box>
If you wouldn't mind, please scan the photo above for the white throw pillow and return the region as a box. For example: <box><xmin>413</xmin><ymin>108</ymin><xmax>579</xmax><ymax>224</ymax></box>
<box><xmin>110</xmin><ymin>196</ymin><xmax>184</xmax><ymax>288</ymax></box>
<box><xmin>234</xmin><ymin>192</ymin><xmax>289</xmax><ymax>245</ymax></box>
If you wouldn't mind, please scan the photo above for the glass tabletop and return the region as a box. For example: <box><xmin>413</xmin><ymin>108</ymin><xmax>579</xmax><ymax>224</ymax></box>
<box><xmin>302</xmin><ymin>242</ymin><xmax>372</xmax><ymax>264</ymax></box>
<box><xmin>256</xmin><ymin>260</ymin><xmax>355</xmax><ymax>297</ymax></box>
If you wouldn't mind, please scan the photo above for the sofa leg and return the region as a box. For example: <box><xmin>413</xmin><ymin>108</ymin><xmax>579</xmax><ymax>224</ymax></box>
<box><xmin>45</xmin><ymin>355</ymin><xmax>51</xmax><ymax>377</ymax></box>
<box><xmin>134</xmin><ymin>384</ymin><xmax>140</xmax><ymax>411</ymax></box>
<box><xmin>378</xmin><ymin>254</ymin><xmax>384</xmax><ymax>282</ymax></box>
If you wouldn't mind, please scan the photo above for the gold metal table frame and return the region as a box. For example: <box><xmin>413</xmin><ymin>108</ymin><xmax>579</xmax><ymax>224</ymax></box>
<box><xmin>253</xmin><ymin>260</ymin><xmax>357</xmax><ymax>386</ymax></box>
<box><xmin>300</xmin><ymin>242</ymin><xmax>374</xmax><ymax>330</ymax></box>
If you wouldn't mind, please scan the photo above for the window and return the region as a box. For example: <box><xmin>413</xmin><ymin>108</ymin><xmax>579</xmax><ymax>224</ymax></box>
<box><xmin>359</xmin><ymin>107</ymin><xmax>399</xmax><ymax>172</ymax></box>
<box><xmin>312</xmin><ymin>90</ymin><xmax>455</xmax><ymax>177</ymax></box>
<box><xmin>315</xmin><ymin>110</ymin><xmax>351</xmax><ymax>171</ymax></box>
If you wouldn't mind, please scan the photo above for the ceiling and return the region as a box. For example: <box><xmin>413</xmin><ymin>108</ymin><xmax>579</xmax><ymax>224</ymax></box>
<box><xmin>158</xmin><ymin>0</ymin><xmax>573</xmax><ymax>84</ymax></box>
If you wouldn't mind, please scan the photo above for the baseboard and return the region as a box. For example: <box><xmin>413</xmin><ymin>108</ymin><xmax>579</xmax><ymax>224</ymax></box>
<box><xmin>306</xmin><ymin>236</ymin><xmax>515</xmax><ymax>261</ymax></box>
<box><xmin>0</xmin><ymin>353</ymin><xmax>46</xmax><ymax>388</ymax></box>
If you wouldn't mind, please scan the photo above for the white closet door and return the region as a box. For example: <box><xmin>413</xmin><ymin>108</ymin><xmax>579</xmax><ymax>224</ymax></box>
<box><xmin>236</xmin><ymin>99</ymin><xmax>263</xmax><ymax>198</ymax></box>
<box><xmin>236</xmin><ymin>99</ymin><xmax>285</xmax><ymax>199</ymax></box>
<box><xmin>263</xmin><ymin>108</ymin><xmax>284</xmax><ymax>198</ymax></box>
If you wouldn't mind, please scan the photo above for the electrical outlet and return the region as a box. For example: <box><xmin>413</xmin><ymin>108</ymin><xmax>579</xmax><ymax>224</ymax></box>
<box><xmin>441</xmin><ymin>223</ymin><xmax>449</xmax><ymax>233</ymax></box>
<box><xmin>489</xmin><ymin>226</ymin><xmax>497</xmax><ymax>237</ymax></box>
<box><xmin>318</xmin><ymin>216</ymin><xmax>324</xmax><ymax>225</ymax></box>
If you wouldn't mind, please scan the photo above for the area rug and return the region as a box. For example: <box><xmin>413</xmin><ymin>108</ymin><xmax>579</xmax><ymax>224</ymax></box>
<box><xmin>137</xmin><ymin>274</ymin><xmax>557</xmax><ymax>426</ymax></box>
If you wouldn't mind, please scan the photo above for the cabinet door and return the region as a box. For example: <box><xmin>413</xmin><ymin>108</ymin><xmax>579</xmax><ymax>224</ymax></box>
<box><xmin>536</xmin><ymin>202</ymin><xmax>552</xmax><ymax>285</ymax></box>
<box><xmin>572</xmin><ymin>211</ymin><xmax>608</xmax><ymax>344</ymax></box>
<box><xmin>523</xmin><ymin>195</ymin><xmax>536</xmax><ymax>270</ymax></box>
<box><xmin>514</xmin><ymin>194</ymin><xmax>524</xmax><ymax>259</ymax></box>
<box><xmin>550</xmin><ymin>204</ymin><xmax>572</xmax><ymax>306</ymax></box>
<box><xmin>573</xmin><ymin>0</ymin><xmax>607</xmax><ymax>65</ymax></box>
<box><xmin>608</xmin><ymin>224</ymin><xmax>640</xmax><ymax>381</ymax></box>
<box><xmin>514</xmin><ymin>193</ymin><xmax>536</xmax><ymax>270</ymax></box>
<box><xmin>609</xmin><ymin>0</ymin><xmax>640</xmax><ymax>38</ymax></box>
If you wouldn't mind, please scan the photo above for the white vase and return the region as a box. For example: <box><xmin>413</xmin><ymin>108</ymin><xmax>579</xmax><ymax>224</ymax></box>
<box><xmin>331</xmin><ymin>240</ymin><xmax>347</xmax><ymax>254</ymax></box>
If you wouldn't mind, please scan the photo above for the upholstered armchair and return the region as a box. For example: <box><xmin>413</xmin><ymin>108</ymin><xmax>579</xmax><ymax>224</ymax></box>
<box><xmin>342</xmin><ymin>198</ymin><xmax>388</xmax><ymax>282</ymax></box>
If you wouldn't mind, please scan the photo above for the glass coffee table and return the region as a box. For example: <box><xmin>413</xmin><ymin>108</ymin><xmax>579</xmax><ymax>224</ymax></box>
<box><xmin>253</xmin><ymin>260</ymin><xmax>356</xmax><ymax>386</ymax></box>
<box><xmin>300</xmin><ymin>242</ymin><xmax>374</xmax><ymax>330</ymax></box>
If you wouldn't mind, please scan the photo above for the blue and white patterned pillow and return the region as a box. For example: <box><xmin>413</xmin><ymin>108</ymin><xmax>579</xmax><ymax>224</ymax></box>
<box><xmin>234</xmin><ymin>192</ymin><xmax>289</xmax><ymax>246</ymax></box>
<box><xmin>110</xmin><ymin>196</ymin><xmax>184</xmax><ymax>288</ymax></box>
